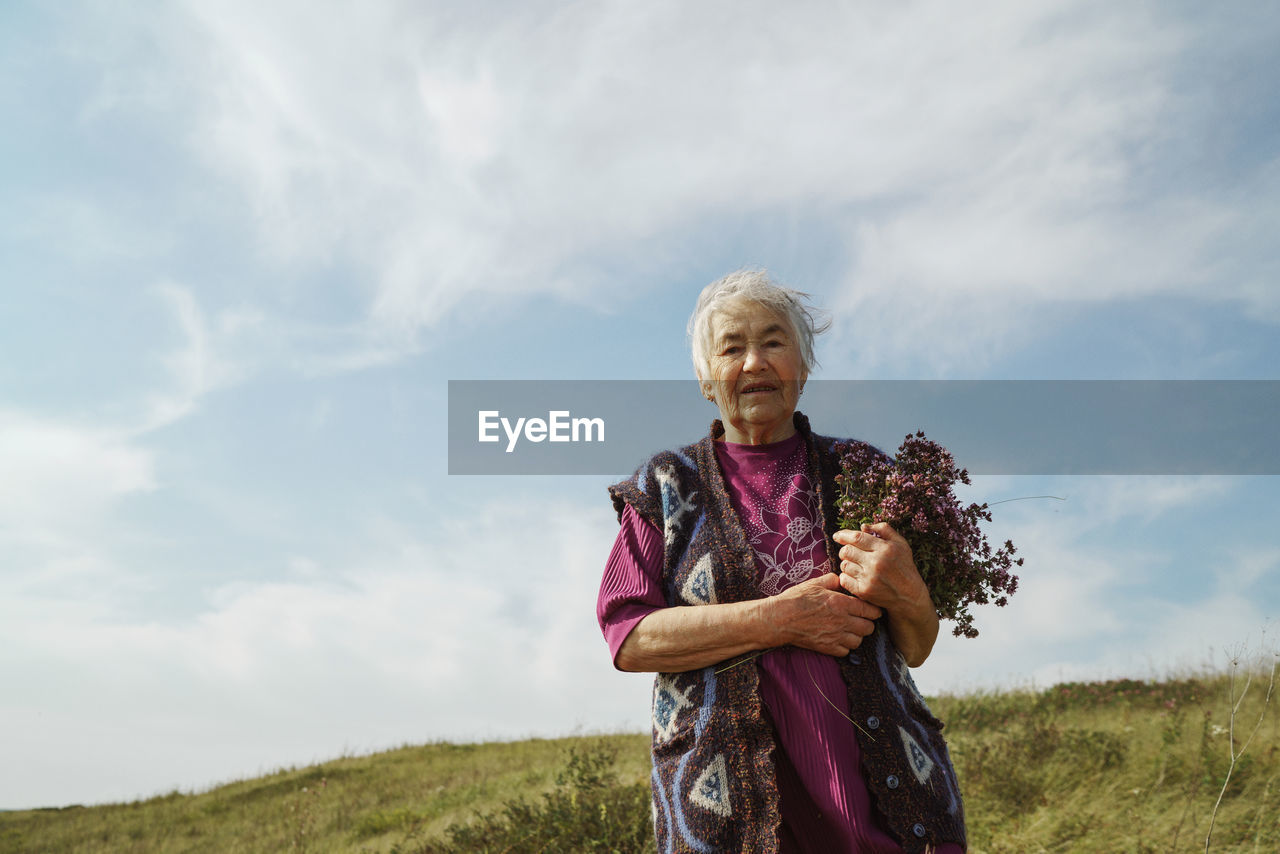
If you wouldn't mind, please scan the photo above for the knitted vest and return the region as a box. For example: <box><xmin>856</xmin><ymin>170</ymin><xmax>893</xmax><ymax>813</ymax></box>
<box><xmin>608</xmin><ymin>413</ymin><xmax>966</xmax><ymax>853</ymax></box>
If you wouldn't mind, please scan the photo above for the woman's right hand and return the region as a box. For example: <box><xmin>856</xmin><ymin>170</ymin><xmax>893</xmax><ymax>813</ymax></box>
<box><xmin>614</xmin><ymin>572</ymin><xmax>882</xmax><ymax>673</ymax></box>
<box><xmin>768</xmin><ymin>573</ymin><xmax>882</xmax><ymax>657</ymax></box>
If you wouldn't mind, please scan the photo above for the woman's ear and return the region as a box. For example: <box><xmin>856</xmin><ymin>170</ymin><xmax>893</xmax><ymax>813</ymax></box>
<box><xmin>695</xmin><ymin>370</ymin><xmax>714</xmax><ymax>402</ymax></box>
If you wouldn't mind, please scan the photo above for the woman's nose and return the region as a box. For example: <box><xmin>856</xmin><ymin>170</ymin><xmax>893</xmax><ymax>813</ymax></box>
<box><xmin>742</xmin><ymin>345</ymin><xmax>766</xmax><ymax>370</ymax></box>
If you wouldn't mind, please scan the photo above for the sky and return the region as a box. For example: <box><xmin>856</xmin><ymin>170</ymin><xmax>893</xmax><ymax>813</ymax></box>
<box><xmin>2</xmin><ymin>0</ymin><xmax>1278</xmax><ymax>810</ymax></box>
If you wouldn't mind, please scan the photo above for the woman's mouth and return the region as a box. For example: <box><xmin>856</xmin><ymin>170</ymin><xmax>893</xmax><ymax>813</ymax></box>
<box><xmin>741</xmin><ymin>383</ymin><xmax>777</xmax><ymax>394</ymax></box>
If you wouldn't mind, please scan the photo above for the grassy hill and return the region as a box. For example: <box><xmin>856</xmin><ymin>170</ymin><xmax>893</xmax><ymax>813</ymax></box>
<box><xmin>3</xmin><ymin>671</ymin><xmax>1276</xmax><ymax>853</ymax></box>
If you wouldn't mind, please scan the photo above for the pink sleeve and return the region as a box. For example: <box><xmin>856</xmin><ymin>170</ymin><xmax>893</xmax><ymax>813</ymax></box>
<box><xmin>597</xmin><ymin>503</ymin><xmax>666</xmax><ymax>669</ymax></box>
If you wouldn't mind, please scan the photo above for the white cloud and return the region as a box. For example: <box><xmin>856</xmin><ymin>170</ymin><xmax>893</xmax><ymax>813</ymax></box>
<box><xmin>827</xmin><ymin>189</ymin><xmax>1260</xmax><ymax>376</ymax></box>
<box><xmin>59</xmin><ymin>0</ymin><xmax>1270</xmax><ymax>372</ymax></box>
<box><xmin>417</xmin><ymin>69</ymin><xmax>503</xmax><ymax>165</ymax></box>
<box><xmin>1215</xmin><ymin>546</ymin><xmax>1280</xmax><ymax>592</ymax></box>
<box><xmin>132</xmin><ymin>283</ymin><xmax>271</xmax><ymax>431</ymax></box>
<box><xmin>0</xmin><ymin>411</ymin><xmax>155</xmax><ymax>545</ymax></box>
<box><xmin>2</xmin><ymin>494</ymin><xmax>648</xmax><ymax>808</ymax></box>
<box><xmin>141</xmin><ymin>284</ymin><xmax>228</xmax><ymax>428</ymax></box>
<box><xmin>914</xmin><ymin>476</ymin><xmax>1271</xmax><ymax>695</ymax></box>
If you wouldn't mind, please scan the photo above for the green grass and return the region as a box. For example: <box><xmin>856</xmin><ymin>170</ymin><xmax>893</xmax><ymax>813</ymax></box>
<box><xmin>3</xmin><ymin>672</ymin><xmax>1276</xmax><ymax>853</ymax></box>
<box><xmin>0</xmin><ymin>736</ymin><xmax>651</xmax><ymax>854</ymax></box>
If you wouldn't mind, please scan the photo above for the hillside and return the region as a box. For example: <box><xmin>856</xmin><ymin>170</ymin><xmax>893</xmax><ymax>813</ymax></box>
<box><xmin>2</xmin><ymin>672</ymin><xmax>1276</xmax><ymax>853</ymax></box>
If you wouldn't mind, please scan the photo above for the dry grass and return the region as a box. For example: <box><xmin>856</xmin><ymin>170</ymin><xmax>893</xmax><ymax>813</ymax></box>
<box><xmin>3</xmin><ymin>668</ymin><xmax>1277</xmax><ymax>853</ymax></box>
<box><xmin>935</xmin><ymin>670</ymin><xmax>1280</xmax><ymax>853</ymax></box>
<box><xmin>0</xmin><ymin>735</ymin><xmax>650</xmax><ymax>854</ymax></box>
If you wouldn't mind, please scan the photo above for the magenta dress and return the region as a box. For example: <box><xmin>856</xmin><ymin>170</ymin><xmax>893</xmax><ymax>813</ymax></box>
<box><xmin>598</xmin><ymin>432</ymin><xmax>962</xmax><ymax>853</ymax></box>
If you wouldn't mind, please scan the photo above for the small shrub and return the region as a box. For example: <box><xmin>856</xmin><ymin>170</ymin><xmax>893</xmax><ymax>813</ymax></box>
<box><xmin>354</xmin><ymin>806</ymin><xmax>426</xmax><ymax>839</ymax></box>
<box><xmin>1061</xmin><ymin>728</ymin><xmax>1127</xmax><ymax>770</ymax></box>
<box><xmin>416</xmin><ymin>745</ymin><xmax>652</xmax><ymax>854</ymax></box>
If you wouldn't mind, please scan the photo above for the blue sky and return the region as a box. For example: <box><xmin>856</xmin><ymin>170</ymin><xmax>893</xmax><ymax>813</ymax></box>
<box><xmin>3</xmin><ymin>1</ymin><xmax>1278</xmax><ymax>809</ymax></box>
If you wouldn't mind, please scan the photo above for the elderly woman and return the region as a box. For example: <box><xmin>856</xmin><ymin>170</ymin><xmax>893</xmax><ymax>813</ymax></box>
<box><xmin>597</xmin><ymin>271</ymin><xmax>966</xmax><ymax>853</ymax></box>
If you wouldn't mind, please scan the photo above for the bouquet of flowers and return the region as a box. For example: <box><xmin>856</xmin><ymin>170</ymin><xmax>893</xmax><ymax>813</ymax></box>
<box><xmin>834</xmin><ymin>431</ymin><xmax>1021</xmax><ymax>639</ymax></box>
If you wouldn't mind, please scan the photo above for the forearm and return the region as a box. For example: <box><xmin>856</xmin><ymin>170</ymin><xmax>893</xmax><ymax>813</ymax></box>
<box><xmin>886</xmin><ymin>595</ymin><xmax>940</xmax><ymax>668</ymax></box>
<box><xmin>614</xmin><ymin>600</ymin><xmax>778</xmax><ymax>673</ymax></box>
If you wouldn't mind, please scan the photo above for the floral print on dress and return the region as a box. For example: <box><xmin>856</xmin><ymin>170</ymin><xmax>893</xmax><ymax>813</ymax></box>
<box><xmin>744</xmin><ymin>472</ymin><xmax>829</xmax><ymax>596</ymax></box>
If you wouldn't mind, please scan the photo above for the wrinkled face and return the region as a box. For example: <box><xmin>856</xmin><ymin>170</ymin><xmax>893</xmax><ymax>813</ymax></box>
<box><xmin>700</xmin><ymin>299</ymin><xmax>806</xmax><ymax>445</ymax></box>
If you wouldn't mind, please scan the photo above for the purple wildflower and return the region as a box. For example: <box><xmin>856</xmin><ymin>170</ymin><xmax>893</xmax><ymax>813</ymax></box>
<box><xmin>834</xmin><ymin>430</ymin><xmax>1022</xmax><ymax>639</ymax></box>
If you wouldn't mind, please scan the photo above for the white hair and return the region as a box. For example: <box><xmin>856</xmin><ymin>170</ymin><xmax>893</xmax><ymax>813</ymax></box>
<box><xmin>687</xmin><ymin>269</ymin><xmax>831</xmax><ymax>380</ymax></box>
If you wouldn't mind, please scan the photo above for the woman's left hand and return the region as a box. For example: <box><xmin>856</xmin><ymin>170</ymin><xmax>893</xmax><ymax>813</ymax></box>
<box><xmin>834</xmin><ymin>522</ymin><xmax>939</xmax><ymax>666</ymax></box>
<box><xmin>834</xmin><ymin>522</ymin><xmax>927</xmax><ymax>611</ymax></box>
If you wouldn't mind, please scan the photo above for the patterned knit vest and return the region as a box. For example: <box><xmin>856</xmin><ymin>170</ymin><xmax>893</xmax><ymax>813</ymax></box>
<box><xmin>608</xmin><ymin>413</ymin><xmax>966</xmax><ymax>853</ymax></box>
